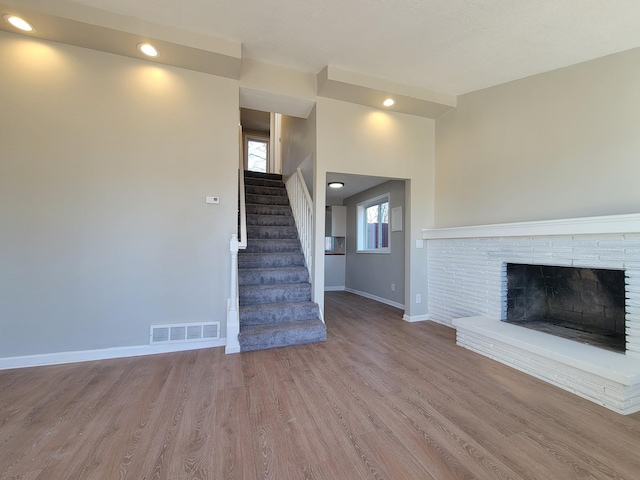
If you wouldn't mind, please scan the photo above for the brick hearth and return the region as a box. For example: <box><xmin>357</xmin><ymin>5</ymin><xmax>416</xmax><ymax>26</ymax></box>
<box><xmin>423</xmin><ymin>214</ymin><xmax>640</xmax><ymax>414</ymax></box>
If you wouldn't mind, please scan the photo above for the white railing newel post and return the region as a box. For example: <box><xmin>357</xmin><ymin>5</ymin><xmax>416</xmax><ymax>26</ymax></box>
<box><xmin>226</xmin><ymin>168</ymin><xmax>246</xmax><ymax>354</ymax></box>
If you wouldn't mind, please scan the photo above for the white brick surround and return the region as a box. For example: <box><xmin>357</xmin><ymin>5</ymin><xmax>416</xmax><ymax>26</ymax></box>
<box><xmin>423</xmin><ymin>214</ymin><xmax>640</xmax><ymax>414</ymax></box>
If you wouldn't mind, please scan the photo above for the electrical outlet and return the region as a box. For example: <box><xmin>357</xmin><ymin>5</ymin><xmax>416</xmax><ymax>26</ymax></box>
<box><xmin>416</xmin><ymin>294</ymin><xmax>422</xmax><ymax>304</ymax></box>
<box><xmin>391</xmin><ymin>283</ymin><xmax>395</xmax><ymax>292</ymax></box>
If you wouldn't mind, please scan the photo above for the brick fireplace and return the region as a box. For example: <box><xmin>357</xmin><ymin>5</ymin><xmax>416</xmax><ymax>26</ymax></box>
<box><xmin>423</xmin><ymin>214</ymin><xmax>640</xmax><ymax>414</ymax></box>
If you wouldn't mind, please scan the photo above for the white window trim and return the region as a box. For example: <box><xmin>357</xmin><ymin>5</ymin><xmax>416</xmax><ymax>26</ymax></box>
<box><xmin>356</xmin><ymin>192</ymin><xmax>391</xmax><ymax>254</ymax></box>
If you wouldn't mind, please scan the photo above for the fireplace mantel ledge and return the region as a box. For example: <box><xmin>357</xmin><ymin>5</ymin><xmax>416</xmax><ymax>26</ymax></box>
<box><xmin>423</xmin><ymin>213</ymin><xmax>640</xmax><ymax>240</ymax></box>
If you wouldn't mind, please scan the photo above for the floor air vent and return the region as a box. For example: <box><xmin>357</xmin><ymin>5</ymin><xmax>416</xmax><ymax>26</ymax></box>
<box><xmin>150</xmin><ymin>322</ymin><xmax>220</xmax><ymax>345</ymax></box>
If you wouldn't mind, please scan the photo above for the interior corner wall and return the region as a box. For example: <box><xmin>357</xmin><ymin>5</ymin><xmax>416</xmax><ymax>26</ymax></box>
<box><xmin>435</xmin><ymin>46</ymin><xmax>640</xmax><ymax>228</ymax></box>
<box><xmin>344</xmin><ymin>181</ymin><xmax>406</xmax><ymax>306</ymax></box>
<box><xmin>315</xmin><ymin>98</ymin><xmax>435</xmax><ymax>318</ymax></box>
<box><xmin>280</xmin><ymin>107</ymin><xmax>317</xmax><ymax>191</ymax></box>
<box><xmin>0</xmin><ymin>31</ymin><xmax>239</xmax><ymax>358</ymax></box>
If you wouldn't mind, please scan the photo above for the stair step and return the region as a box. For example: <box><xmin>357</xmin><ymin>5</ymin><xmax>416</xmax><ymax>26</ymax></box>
<box><xmin>244</xmin><ymin>176</ymin><xmax>285</xmax><ymax>188</ymax></box>
<box><xmin>245</xmin><ymin>204</ymin><xmax>292</xmax><ymax>216</ymax></box>
<box><xmin>238</xmin><ymin>252</ymin><xmax>305</xmax><ymax>269</ymax></box>
<box><xmin>240</xmin><ymin>301</ymin><xmax>320</xmax><ymax>326</ymax></box>
<box><xmin>246</xmin><ymin>194</ymin><xmax>290</xmax><ymax>206</ymax></box>
<box><xmin>238</xmin><ymin>170</ymin><xmax>325</xmax><ymax>352</ymax></box>
<box><xmin>245</xmin><ymin>185</ymin><xmax>287</xmax><ymax>197</ymax></box>
<box><xmin>246</xmin><ymin>214</ymin><xmax>295</xmax><ymax>227</ymax></box>
<box><xmin>239</xmin><ymin>283</ymin><xmax>311</xmax><ymax>306</ymax></box>
<box><xmin>238</xmin><ymin>267</ymin><xmax>309</xmax><ymax>286</ymax></box>
<box><xmin>239</xmin><ymin>319</ymin><xmax>326</xmax><ymax>352</ymax></box>
<box><xmin>247</xmin><ymin>225</ymin><xmax>298</xmax><ymax>240</ymax></box>
<box><xmin>244</xmin><ymin>171</ymin><xmax>282</xmax><ymax>181</ymax></box>
<box><xmin>243</xmin><ymin>239</ymin><xmax>301</xmax><ymax>254</ymax></box>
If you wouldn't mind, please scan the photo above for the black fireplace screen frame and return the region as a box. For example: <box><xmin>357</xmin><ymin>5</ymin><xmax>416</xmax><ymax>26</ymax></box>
<box><xmin>505</xmin><ymin>263</ymin><xmax>626</xmax><ymax>352</ymax></box>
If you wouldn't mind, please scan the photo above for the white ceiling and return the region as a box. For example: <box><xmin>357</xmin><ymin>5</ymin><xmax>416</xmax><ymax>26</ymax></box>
<box><xmin>68</xmin><ymin>0</ymin><xmax>640</xmax><ymax>95</ymax></box>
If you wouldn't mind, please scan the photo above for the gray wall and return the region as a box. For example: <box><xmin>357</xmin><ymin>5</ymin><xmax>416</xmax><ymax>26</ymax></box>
<box><xmin>344</xmin><ymin>180</ymin><xmax>405</xmax><ymax>306</ymax></box>
<box><xmin>435</xmin><ymin>46</ymin><xmax>640</xmax><ymax>228</ymax></box>
<box><xmin>0</xmin><ymin>31</ymin><xmax>239</xmax><ymax>357</ymax></box>
<box><xmin>281</xmin><ymin>107</ymin><xmax>316</xmax><ymax>180</ymax></box>
<box><xmin>281</xmin><ymin>107</ymin><xmax>317</xmax><ymax>192</ymax></box>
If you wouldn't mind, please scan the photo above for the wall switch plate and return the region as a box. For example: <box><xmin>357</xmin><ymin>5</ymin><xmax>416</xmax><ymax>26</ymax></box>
<box><xmin>416</xmin><ymin>239</ymin><xmax>424</xmax><ymax>249</ymax></box>
<box><xmin>205</xmin><ymin>196</ymin><xmax>220</xmax><ymax>204</ymax></box>
<box><xmin>391</xmin><ymin>283</ymin><xmax>395</xmax><ymax>292</ymax></box>
<box><xmin>416</xmin><ymin>294</ymin><xmax>422</xmax><ymax>304</ymax></box>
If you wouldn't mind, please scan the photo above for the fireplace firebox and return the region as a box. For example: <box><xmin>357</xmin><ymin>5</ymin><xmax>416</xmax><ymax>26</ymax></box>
<box><xmin>505</xmin><ymin>263</ymin><xmax>626</xmax><ymax>352</ymax></box>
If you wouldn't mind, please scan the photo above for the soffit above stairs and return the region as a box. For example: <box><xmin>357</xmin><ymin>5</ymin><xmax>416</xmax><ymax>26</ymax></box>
<box><xmin>1</xmin><ymin>0</ymin><xmax>454</xmax><ymax>118</ymax></box>
<box><xmin>317</xmin><ymin>66</ymin><xmax>456</xmax><ymax>119</ymax></box>
<box><xmin>240</xmin><ymin>88</ymin><xmax>316</xmax><ymax>120</ymax></box>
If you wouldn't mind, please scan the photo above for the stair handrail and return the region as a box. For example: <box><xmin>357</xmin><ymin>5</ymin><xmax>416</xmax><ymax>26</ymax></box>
<box><xmin>226</xmin><ymin>169</ymin><xmax>247</xmax><ymax>354</ymax></box>
<box><xmin>285</xmin><ymin>168</ymin><xmax>313</xmax><ymax>279</ymax></box>
<box><xmin>238</xmin><ymin>169</ymin><xmax>247</xmax><ymax>249</ymax></box>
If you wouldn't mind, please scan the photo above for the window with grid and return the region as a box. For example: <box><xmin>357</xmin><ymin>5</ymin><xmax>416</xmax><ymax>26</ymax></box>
<box><xmin>357</xmin><ymin>193</ymin><xmax>390</xmax><ymax>253</ymax></box>
<box><xmin>246</xmin><ymin>139</ymin><xmax>268</xmax><ymax>173</ymax></box>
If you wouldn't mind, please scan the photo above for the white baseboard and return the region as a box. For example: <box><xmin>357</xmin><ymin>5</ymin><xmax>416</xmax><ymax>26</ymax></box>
<box><xmin>324</xmin><ymin>286</ymin><xmax>345</xmax><ymax>291</ymax></box>
<box><xmin>402</xmin><ymin>314</ymin><xmax>430</xmax><ymax>323</ymax></box>
<box><xmin>0</xmin><ymin>338</ymin><xmax>227</xmax><ymax>371</ymax></box>
<box><xmin>345</xmin><ymin>288</ymin><xmax>404</xmax><ymax>310</ymax></box>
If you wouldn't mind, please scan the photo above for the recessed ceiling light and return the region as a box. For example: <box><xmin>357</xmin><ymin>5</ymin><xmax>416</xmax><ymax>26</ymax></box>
<box><xmin>3</xmin><ymin>15</ymin><xmax>35</xmax><ymax>32</ymax></box>
<box><xmin>328</xmin><ymin>182</ymin><xmax>344</xmax><ymax>189</ymax></box>
<box><xmin>383</xmin><ymin>98</ymin><xmax>395</xmax><ymax>107</ymax></box>
<box><xmin>137</xmin><ymin>42</ymin><xmax>160</xmax><ymax>58</ymax></box>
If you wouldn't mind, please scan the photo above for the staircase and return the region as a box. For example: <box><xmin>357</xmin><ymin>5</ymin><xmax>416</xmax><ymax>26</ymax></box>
<box><xmin>238</xmin><ymin>171</ymin><xmax>326</xmax><ymax>352</ymax></box>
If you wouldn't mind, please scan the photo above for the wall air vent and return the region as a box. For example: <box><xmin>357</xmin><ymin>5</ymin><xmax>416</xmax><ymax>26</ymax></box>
<box><xmin>150</xmin><ymin>322</ymin><xmax>220</xmax><ymax>345</ymax></box>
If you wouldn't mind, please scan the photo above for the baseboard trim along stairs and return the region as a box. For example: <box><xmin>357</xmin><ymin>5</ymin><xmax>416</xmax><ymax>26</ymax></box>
<box><xmin>238</xmin><ymin>171</ymin><xmax>326</xmax><ymax>352</ymax></box>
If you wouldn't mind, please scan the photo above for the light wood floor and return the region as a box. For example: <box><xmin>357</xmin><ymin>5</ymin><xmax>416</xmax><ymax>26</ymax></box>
<box><xmin>2</xmin><ymin>292</ymin><xmax>640</xmax><ymax>479</ymax></box>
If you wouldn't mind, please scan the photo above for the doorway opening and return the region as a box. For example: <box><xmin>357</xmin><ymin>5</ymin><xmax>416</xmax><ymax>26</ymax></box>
<box><xmin>324</xmin><ymin>172</ymin><xmax>407</xmax><ymax>314</ymax></box>
<box><xmin>240</xmin><ymin>108</ymin><xmax>281</xmax><ymax>174</ymax></box>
